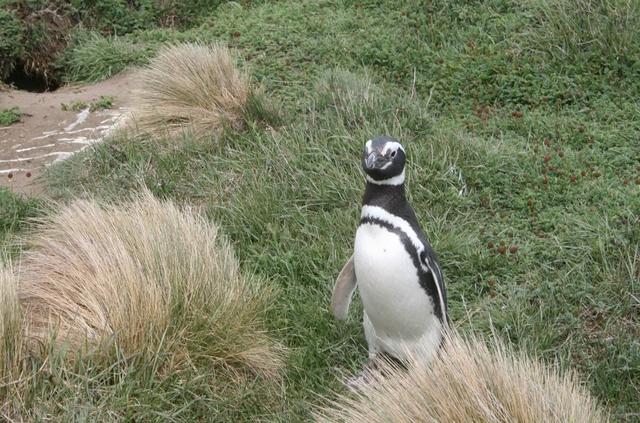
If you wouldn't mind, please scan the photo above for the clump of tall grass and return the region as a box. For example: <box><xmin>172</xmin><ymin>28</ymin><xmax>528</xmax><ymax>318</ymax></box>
<box><xmin>315</xmin><ymin>331</ymin><xmax>608</xmax><ymax>422</ymax></box>
<box><xmin>60</xmin><ymin>31</ymin><xmax>151</xmax><ymax>83</ymax></box>
<box><xmin>130</xmin><ymin>43</ymin><xmax>250</xmax><ymax>139</ymax></box>
<box><xmin>0</xmin><ymin>265</ymin><xmax>22</xmax><ymax>386</ymax></box>
<box><xmin>0</xmin><ymin>9</ymin><xmax>21</xmax><ymax>80</ymax></box>
<box><xmin>18</xmin><ymin>192</ymin><xmax>284</xmax><ymax>376</ymax></box>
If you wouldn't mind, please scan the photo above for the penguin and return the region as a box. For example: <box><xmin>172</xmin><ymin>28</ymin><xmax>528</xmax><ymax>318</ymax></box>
<box><xmin>331</xmin><ymin>135</ymin><xmax>447</xmax><ymax>365</ymax></box>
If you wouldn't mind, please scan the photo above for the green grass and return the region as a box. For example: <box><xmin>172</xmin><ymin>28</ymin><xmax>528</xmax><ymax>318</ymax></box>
<box><xmin>1</xmin><ymin>0</ymin><xmax>245</xmax><ymax>85</ymax></box>
<box><xmin>0</xmin><ymin>188</ymin><xmax>42</xmax><ymax>256</ymax></box>
<box><xmin>531</xmin><ymin>0</ymin><xmax>640</xmax><ymax>60</ymax></box>
<box><xmin>0</xmin><ymin>7</ymin><xmax>21</xmax><ymax>79</ymax></box>
<box><xmin>58</xmin><ymin>31</ymin><xmax>152</xmax><ymax>83</ymax></box>
<box><xmin>61</xmin><ymin>96</ymin><xmax>114</xmax><ymax>112</ymax></box>
<box><xmin>6</xmin><ymin>348</ymin><xmax>283</xmax><ymax>421</ymax></box>
<box><xmin>89</xmin><ymin>95</ymin><xmax>114</xmax><ymax>111</ymax></box>
<box><xmin>60</xmin><ymin>100</ymin><xmax>88</xmax><ymax>112</ymax></box>
<box><xmin>0</xmin><ymin>107</ymin><xmax>21</xmax><ymax>126</ymax></box>
<box><xmin>3</xmin><ymin>0</ymin><xmax>640</xmax><ymax>421</ymax></box>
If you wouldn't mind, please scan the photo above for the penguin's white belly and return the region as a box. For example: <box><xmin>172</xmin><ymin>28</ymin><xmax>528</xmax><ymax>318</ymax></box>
<box><xmin>354</xmin><ymin>222</ymin><xmax>439</xmax><ymax>355</ymax></box>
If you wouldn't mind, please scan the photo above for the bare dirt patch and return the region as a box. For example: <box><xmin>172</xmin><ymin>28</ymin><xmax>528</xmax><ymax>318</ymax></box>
<box><xmin>0</xmin><ymin>70</ymin><xmax>135</xmax><ymax>196</ymax></box>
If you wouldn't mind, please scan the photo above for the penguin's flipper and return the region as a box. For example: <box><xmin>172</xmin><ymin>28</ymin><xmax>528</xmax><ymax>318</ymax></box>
<box><xmin>331</xmin><ymin>255</ymin><xmax>357</xmax><ymax>320</ymax></box>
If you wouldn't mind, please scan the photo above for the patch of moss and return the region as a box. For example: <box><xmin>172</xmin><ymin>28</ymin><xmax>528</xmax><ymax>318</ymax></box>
<box><xmin>0</xmin><ymin>107</ymin><xmax>21</xmax><ymax>126</ymax></box>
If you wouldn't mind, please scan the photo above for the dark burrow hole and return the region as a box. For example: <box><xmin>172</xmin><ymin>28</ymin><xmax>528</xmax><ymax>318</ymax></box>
<box><xmin>5</xmin><ymin>66</ymin><xmax>61</xmax><ymax>93</ymax></box>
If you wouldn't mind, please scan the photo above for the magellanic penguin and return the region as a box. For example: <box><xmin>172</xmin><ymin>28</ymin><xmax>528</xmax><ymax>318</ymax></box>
<box><xmin>331</xmin><ymin>136</ymin><xmax>447</xmax><ymax>364</ymax></box>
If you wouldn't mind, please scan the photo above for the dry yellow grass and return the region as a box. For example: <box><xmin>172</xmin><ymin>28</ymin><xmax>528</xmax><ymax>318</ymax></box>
<box><xmin>17</xmin><ymin>192</ymin><xmax>284</xmax><ymax>376</ymax></box>
<box><xmin>130</xmin><ymin>42</ymin><xmax>249</xmax><ymax>139</ymax></box>
<box><xmin>315</xmin><ymin>331</ymin><xmax>608</xmax><ymax>422</ymax></box>
<box><xmin>0</xmin><ymin>265</ymin><xmax>22</xmax><ymax>385</ymax></box>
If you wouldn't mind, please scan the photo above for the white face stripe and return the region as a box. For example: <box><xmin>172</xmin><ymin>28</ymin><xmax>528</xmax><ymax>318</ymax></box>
<box><xmin>366</xmin><ymin>139</ymin><xmax>373</xmax><ymax>154</ymax></box>
<box><xmin>381</xmin><ymin>141</ymin><xmax>404</xmax><ymax>155</ymax></box>
<box><xmin>365</xmin><ymin>170</ymin><xmax>405</xmax><ymax>186</ymax></box>
<box><xmin>360</xmin><ymin>205</ymin><xmax>446</xmax><ymax>320</ymax></box>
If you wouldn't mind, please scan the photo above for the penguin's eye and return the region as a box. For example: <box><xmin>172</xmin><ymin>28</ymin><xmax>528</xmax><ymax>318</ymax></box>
<box><xmin>390</xmin><ymin>150</ymin><xmax>397</xmax><ymax>158</ymax></box>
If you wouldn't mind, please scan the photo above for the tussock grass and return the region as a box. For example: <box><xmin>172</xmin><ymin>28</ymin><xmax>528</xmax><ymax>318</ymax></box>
<box><xmin>60</xmin><ymin>32</ymin><xmax>151</xmax><ymax>83</ymax></box>
<box><xmin>0</xmin><ymin>265</ymin><xmax>22</xmax><ymax>386</ymax></box>
<box><xmin>0</xmin><ymin>9</ymin><xmax>21</xmax><ymax>80</ymax></box>
<box><xmin>315</xmin><ymin>331</ymin><xmax>608</xmax><ymax>422</ymax></box>
<box><xmin>130</xmin><ymin>43</ymin><xmax>250</xmax><ymax>139</ymax></box>
<box><xmin>0</xmin><ymin>264</ymin><xmax>25</xmax><ymax>419</ymax></box>
<box><xmin>18</xmin><ymin>192</ymin><xmax>284</xmax><ymax>376</ymax></box>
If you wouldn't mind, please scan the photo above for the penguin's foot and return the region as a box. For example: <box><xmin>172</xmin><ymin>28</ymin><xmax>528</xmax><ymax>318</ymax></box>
<box><xmin>344</xmin><ymin>358</ymin><xmax>378</xmax><ymax>390</ymax></box>
<box><xmin>345</xmin><ymin>354</ymin><xmax>407</xmax><ymax>391</ymax></box>
<box><xmin>376</xmin><ymin>352</ymin><xmax>408</xmax><ymax>372</ymax></box>
<box><xmin>345</xmin><ymin>370</ymin><xmax>374</xmax><ymax>391</ymax></box>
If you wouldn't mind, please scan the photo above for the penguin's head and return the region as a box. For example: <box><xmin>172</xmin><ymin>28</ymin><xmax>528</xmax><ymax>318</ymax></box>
<box><xmin>362</xmin><ymin>136</ymin><xmax>406</xmax><ymax>185</ymax></box>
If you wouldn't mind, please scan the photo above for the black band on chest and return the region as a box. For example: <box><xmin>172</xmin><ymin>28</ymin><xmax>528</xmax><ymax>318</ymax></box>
<box><xmin>359</xmin><ymin>216</ymin><xmax>445</xmax><ymax>321</ymax></box>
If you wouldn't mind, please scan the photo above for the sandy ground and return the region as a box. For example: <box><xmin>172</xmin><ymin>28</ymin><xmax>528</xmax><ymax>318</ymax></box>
<box><xmin>0</xmin><ymin>70</ymin><xmax>136</xmax><ymax>196</ymax></box>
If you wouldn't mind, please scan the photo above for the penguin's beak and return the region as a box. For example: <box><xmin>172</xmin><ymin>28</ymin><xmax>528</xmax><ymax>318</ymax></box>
<box><xmin>365</xmin><ymin>152</ymin><xmax>379</xmax><ymax>169</ymax></box>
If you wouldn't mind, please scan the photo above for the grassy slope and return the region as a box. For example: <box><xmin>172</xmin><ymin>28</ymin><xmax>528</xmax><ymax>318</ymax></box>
<box><xmin>0</xmin><ymin>189</ymin><xmax>41</xmax><ymax>257</ymax></box>
<box><xmin>4</xmin><ymin>0</ymin><xmax>639</xmax><ymax>420</ymax></box>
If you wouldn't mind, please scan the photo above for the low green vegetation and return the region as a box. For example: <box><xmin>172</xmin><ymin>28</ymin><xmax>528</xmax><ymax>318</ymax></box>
<box><xmin>1</xmin><ymin>0</ymin><xmax>638</xmax><ymax>421</ymax></box>
<box><xmin>60</xmin><ymin>99</ymin><xmax>87</xmax><ymax>112</ymax></box>
<box><xmin>61</xmin><ymin>96</ymin><xmax>114</xmax><ymax>112</ymax></box>
<box><xmin>0</xmin><ymin>8</ymin><xmax>21</xmax><ymax>79</ymax></box>
<box><xmin>0</xmin><ymin>0</ymin><xmax>267</xmax><ymax>86</ymax></box>
<box><xmin>0</xmin><ymin>188</ymin><xmax>42</xmax><ymax>254</ymax></box>
<box><xmin>89</xmin><ymin>95</ymin><xmax>113</xmax><ymax>111</ymax></box>
<box><xmin>0</xmin><ymin>1</ymin><xmax>73</xmax><ymax>88</ymax></box>
<box><xmin>0</xmin><ymin>107</ymin><xmax>21</xmax><ymax>126</ymax></box>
